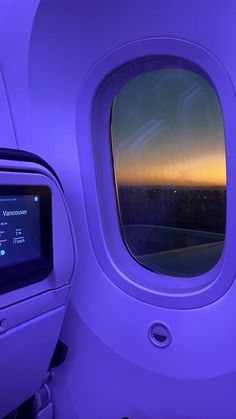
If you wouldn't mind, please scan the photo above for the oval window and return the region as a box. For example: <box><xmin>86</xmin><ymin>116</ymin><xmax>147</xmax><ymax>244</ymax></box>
<box><xmin>111</xmin><ymin>66</ymin><xmax>226</xmax><ymax>277</ymax></box>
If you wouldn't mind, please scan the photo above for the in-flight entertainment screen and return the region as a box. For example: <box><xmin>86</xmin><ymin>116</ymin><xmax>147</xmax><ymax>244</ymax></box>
<box><xmin>0</xmin><ymin>186</ymin><xmax>53</xmax><ymax>293</ymax></box>
<box><xmin>0</xmin><ymin>194</ymin><xmax>41</xmax><ymax>268</ymax></box>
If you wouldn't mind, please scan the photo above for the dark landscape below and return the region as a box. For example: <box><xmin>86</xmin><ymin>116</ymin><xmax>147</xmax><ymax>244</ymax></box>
<box><xmin>117</xmin><ymin>185</ymin><xmax>226</xmax><ymax>276</ymax></box>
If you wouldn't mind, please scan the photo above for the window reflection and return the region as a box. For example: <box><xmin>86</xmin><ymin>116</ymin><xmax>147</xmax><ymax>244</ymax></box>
<box><xmin>111</xmin><ymin>67</ymin><xmax>226</xmax><ymax>277</ymax></box>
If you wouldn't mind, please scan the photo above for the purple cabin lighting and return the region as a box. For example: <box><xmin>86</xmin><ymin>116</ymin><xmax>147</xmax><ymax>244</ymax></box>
<box><xmin>0</xmin><ymin>2</ymin><xmax>235</xmax><ymax>418</ymax></box>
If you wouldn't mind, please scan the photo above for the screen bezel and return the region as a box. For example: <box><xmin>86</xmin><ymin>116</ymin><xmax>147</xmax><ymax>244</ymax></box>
<box><xmin>0</xmin><ymin>185</ymin><xmax>53</xmax><ymax>294</ymax></box>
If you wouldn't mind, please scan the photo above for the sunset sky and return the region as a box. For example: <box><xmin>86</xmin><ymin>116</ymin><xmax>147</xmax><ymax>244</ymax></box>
<box><xmin>111</xmin><ymin>68</ymin><xmax>226</xmax><ymax>187</ymax></box>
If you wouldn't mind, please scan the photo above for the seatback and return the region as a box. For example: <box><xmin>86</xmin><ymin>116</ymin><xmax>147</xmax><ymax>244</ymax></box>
<box><xmin>0</xmin><ymin>149</ymin><xmax>76</xmax><ymax>417</ymax></box>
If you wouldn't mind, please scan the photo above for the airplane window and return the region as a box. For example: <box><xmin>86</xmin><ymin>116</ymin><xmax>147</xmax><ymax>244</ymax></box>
<box><xmin>111</xmin><ymin>67</ymin><xmax>226</xmax><ymax>277</ymax></box>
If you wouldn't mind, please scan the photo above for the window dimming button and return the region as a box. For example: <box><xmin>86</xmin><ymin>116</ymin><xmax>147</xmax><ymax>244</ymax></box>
<box><xmin>149</xmin><ymin>322</ymin><xmax>171</xmax><ymax>348</ymax></box>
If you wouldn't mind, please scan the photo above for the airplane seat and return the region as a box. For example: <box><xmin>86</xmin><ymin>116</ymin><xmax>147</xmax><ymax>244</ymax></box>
<box><xmin>0</xmin><ymin>148</ymin><xmax>76</xmax><ymax>418</ymax></box>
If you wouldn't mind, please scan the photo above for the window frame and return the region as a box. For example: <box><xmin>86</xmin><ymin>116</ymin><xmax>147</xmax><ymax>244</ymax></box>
<box><xmin>76</xmin><ymin>38</ymin><xmax>236</xmax><ymax>309</ymax></box>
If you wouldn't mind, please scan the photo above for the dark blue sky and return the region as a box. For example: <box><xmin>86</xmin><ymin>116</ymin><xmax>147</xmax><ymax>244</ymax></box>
<box><xmin>111</xmin><ymin>68</ymin><xmax>226</xmax><ymax>187</ymax></box>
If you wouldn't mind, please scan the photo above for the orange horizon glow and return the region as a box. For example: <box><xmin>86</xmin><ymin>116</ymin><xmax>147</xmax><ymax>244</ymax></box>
<box><xmin>115</xmin><ymin>151</ymin><xmax>226</xmax><ymax>187</ymax></box>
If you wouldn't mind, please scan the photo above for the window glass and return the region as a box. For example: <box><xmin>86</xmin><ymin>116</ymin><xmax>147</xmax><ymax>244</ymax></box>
<box><xmin>111</xmin><ymin>67</ymin><xmax>226</xmax><ymax>277</ymax></box>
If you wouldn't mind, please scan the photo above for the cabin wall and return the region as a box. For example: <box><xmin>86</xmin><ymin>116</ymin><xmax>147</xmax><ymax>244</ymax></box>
<box><xmin>0</xmin><ymin>1</ymin><xmax>235</xmax><ymax>418</ymax></box>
